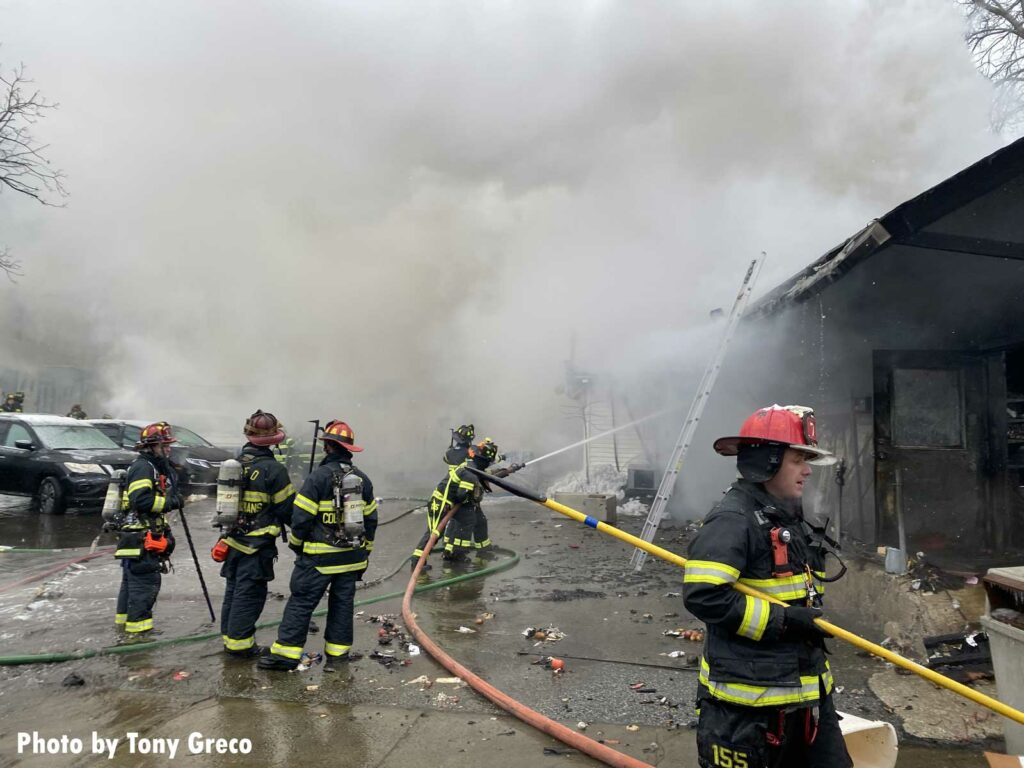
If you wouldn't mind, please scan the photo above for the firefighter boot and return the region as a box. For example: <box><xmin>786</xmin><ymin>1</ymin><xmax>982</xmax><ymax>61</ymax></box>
<box><xmin>225</xmin><ymin>644</ymin><xmax>264</xmax><ymax>659</ymax></box>
<box><xmin>257</xmin><ymin>648</ymin><xmax>299</xmax><ymax>671</ymax></box>
<box><xmin>323</xmin><ymin>651</ymin><xmax>363</xmax><ymax>673</ymax></box>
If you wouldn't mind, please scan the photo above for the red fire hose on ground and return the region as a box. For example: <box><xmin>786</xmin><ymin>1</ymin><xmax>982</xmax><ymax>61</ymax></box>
<box><xmin>400</xmin><ymin>506</ymin><xmax>653</xmax><ymax>768</ymax></box>
<box><xmin>0</xmin><ymin>547</ymin><xmax>114</xmax><ymax>595</ymax></box>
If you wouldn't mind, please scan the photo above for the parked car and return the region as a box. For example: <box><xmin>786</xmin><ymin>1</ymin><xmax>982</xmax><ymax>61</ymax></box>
<box><xmin>0</xmin><ymin>414</ymin><xmax>137</xmax><ymax>514</ymax></box>
<box><xmin>87</xmin><ymin>420</ymin><xmax>234</xmax><ymax>493</ymax></box>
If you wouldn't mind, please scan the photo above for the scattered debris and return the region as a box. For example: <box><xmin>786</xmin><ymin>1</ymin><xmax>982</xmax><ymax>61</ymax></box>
<box><xmin>456</xmin><ymin>626</ymin><xmax>477</xmax><ymax>634</ymax></box>
<box><xmin>296</xmin><ymin>652</ymin><xmax>323</xmax><ymax>671</ymax></box>
<box><xmin>435</xmin><ymin>677</ymin><xmax>465</xmax><ymax>685</ymax></box>
<box><xmin>172</xmin><ymin>670</ymin><xmax>191</xmax><ymax>681</ymax></box>
<box><xmin>662</xmin><ymin>651</ymin><xmax>686</xmax><ymax>659</ymax></box>
<box><xmin>664</xmin><ymin>628</ymin><xmax>704</xmax><ymax>641</ymax></box>
<box><xmin>61</xmin><ymin>673</ymin><xmax>85</xmax><ymax>687</ymax></box>
<box><xmin>404</xmin><ymin>675</ymin><xmax>432</xmax><ymax>687</ymax></box>
<box><xmin>543</xmin><ymin>747</ymin><xmax>578</xmax><ymax>756</ymax></box>
<box><xmin>626</xmin><ymin>725</ymin><xmax>640</xmax><ymax>732</ymax></box>
<box><xmin>408</xmin><ymin>644</ymin><xmax>421</xmax><ymax>656</ymax></box>
<box><xmin>549</xmin><ymin>658</ymin><xmax>565</xmax><ymax>672</ymax></box>
<box><xmin>523</xmin><ymin>626</ymin><xmax>566</xmax><ymax>643</ymax></box>
<box><xmin>576</xmin><ymin>721</ymin><xmax>588</xmax><ymax>730</ymax></box>
<box><xmin>434</xmin><ymin>692</ymin><xmax>459</xmax><ymax>708</ymax></box>
<box><xmin>924</xmin><ymin>631</ymin><xmax>993</xmax><ymax>683</ymax></box>
<box><xmin>370</xmin><ymin>650</ymin><xmax>398</xmax><ymax>667</ymax></box>
<box><xmin>305</xmin><ymin>684</ymin><xmax>319</xmax><ymax>692</ymax></box>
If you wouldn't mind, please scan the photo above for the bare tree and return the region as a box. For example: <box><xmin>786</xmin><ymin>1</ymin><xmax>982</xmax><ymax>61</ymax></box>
<box><xmin>959</xmin><ymin>1</ymin><xmax>1024</xmax><ymax>130</ymax></box>
<box><xmin>1</xmin><ymin>58</ymin><xmax>66</xmax><ymax>279</ymax></box>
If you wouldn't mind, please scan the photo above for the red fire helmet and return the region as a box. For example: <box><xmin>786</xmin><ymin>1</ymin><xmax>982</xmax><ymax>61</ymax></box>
<box><xmin>713</xmin><ymin>405</ymin><xmax>835</xmax><ymax>465</ymax></box>
<box><xmin>137</xmin><ymin>421</ymin><xmax>177</xmax><ymax>448</ymax></box>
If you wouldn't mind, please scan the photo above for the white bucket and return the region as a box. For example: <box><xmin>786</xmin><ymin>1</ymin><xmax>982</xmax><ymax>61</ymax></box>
<box><xmin>840</xmin><ymin>711</ymin><xmax>898</xmax><ymax>768</ymax></box>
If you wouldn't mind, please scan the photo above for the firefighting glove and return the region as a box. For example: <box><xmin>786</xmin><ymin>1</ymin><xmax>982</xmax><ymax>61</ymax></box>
<box><xmin>782</xmin><ymin>606</ymin><xmax>830</xmax><ymax>641</ymax></box>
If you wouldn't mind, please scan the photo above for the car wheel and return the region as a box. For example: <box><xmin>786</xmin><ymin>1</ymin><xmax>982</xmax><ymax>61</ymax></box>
<box><xmin>38</xmin><ymin>477</ymin><xmax>66</xmax><ymax>515</ymax></box>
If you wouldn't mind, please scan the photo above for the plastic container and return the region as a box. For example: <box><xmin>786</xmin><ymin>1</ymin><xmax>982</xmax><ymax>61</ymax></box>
<box><xmin>981</xmin><ymin>566</ymin><xmax>1024</xmax><ymax>754</ymax></box>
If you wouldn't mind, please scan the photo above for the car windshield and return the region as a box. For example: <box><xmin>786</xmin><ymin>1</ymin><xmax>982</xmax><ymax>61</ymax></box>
<box><xmin>172</xmin><ymin>426</ymin><xmax>213</xmax><ymax>448</ymax></box>
<box><xmin>34</xmin><ymin>425</ymin><xmax>120</xmax><ymax>450</ymax></box>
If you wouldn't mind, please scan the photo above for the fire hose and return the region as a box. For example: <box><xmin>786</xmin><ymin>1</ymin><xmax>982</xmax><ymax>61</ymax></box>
<box><xmin>0</xmin><ymin>548</ymin><xmax>114</xmax><ymax>595</ymax></box>
<box><xmin>402</xmin><ymin>504</ymin><xmax>654</xmax><ymax>768</ymax></box>
<box><xmin>467</xmin><ymin>466</ymin><xmax>1024</xmax><ymax>730</ymax></box>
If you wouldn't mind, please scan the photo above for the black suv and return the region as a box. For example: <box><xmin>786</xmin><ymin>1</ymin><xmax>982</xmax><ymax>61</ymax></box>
<box><xmin>0</xmin><ymin>414</ymin><xmax>137</xmax><ymax>514</ymax></box>
<box><xmin>88</xmin><ymin>420</ymin><xmax>233</xmax><ymax>494</ymax></box>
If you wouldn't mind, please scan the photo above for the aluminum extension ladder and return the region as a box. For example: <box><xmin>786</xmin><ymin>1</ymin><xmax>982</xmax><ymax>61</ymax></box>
<box><xmin>630</xmin><ymin>255</ymin><xmax>765</xmax><ymax>571</ymax></box>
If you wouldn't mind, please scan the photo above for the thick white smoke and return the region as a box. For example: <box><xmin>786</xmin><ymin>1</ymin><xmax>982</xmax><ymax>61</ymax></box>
<box><xmin>0</xmin><ymin>0</ymin><xmax>1007</xmax><ymax>491</ymax></box>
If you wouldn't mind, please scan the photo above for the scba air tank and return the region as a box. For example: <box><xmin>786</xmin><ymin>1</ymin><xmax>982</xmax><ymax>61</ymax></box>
<box><xmin>101</xmin><ymin>470</ymin><xmax>126</xmax><ymax>526</ymax></box>
<box><xmin>341</xmin><ymin>472</ymin><xmax>365</xmax><ymax>539</ymax></box>
<box><xmin>214</xmin><ymin>458</ymin><xmax>242</xmax><ymax>527</ymax></box>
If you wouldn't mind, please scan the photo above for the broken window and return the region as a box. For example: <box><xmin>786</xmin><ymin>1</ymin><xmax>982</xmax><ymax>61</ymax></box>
<box><xmin>892</xmin><ymin>368</ymin><xmax>964</xmax><ymax>448</ymax></box>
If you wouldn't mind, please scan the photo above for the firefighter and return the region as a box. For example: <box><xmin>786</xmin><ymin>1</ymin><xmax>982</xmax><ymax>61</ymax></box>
<box><xmin>114</xmin><ymin>422</ymin><xmax>179</xmax><ymax>636</ymax></box>
<box><xmin>435</xmin><ymin>438</ymin><xmax>500</xmax><ymax>564</ymax></box>
<box><xmin>218</xmin><ymin>410</ymin><xmax>295</xmax><ymax>657</ymax></box>
<box><xmin>259</xmin><ymin>420</ymin><xmax>377</xmax><ymax>672</ymax></box>
<box><xmin>683</xmin><ymin>405</ymin><xmax>851</xmax><ymax>768</ymax></box>
<box><xmin>409</xmin><ymin>424</ymin><xmax>476</xmax><ymax>570</ymax></box>
<box><xmin>444</xmin><ymin>423</ymin><xmax>475</xmax><ymax>466</ymax></box>
<box><xmin>473</xmin><ymin>451</ymin><xmax>523</xmax><ymax>558</ymax></box>
<box><xmin>2</xmin><ymin>392</ymin><xmax>23</xmax><ymax>412</ymax></box>
<box><xmin>67</xmin><ymin>404</ymin><xmax>87</xmax><ymax>419</ymax></box>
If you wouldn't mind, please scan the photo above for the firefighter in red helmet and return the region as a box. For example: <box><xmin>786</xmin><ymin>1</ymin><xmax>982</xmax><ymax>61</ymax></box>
<box><xmin>259</xmin><ymin>420</ymin><xmax>377</xmax><ymax>672</ymax></box>
<box><xmin>113</xmin><ymin>422</ymin><xmax>179</xmax><ymax>636</ymax></box>
<box><xmin>683</xmin><ymin>405</ymin><xmax>852</xmax><ymax>768</ymax></box>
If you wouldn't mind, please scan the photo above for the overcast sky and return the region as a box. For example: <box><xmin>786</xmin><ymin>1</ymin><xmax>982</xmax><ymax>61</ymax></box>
<box><xmin>0</xmin><ymin>0</ymin><xmax>1009</xmax><ymax>477</ymax></box>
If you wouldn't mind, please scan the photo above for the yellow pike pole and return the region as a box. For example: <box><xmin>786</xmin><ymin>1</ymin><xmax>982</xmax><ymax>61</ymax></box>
<box><xmin>469</xmin><ymin>467</ymin><xmax>1024</xmax><ymax>728</ymax></box>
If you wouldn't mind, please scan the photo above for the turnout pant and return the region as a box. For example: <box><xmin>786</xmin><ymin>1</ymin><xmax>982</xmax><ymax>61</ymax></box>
<box><xmin>220</xmin><ymin>547</ymin><xmax>276</xmax><ymax>652</ymax></box>
<box><xmin>442</xmin><ymin>504</ymin><xmax>477</xmax><ymax>559</ymax></box>
<box><xmin>270</xmin><ymin>558</ymin><xmax>359</xmax><ymax>661</ymax></box>
<box><xmin>472</xmin><ymin>509</ymin><xmax>491</xmax><ymax>550</ymax></box>
<box><xmin>412</xmin><ymin>505</ymin><xmax>446</xmax><ymax>559</ymax></box>
<box><xmin>696</xmin><ymin>685</ymin><xmax>852</xmax><ymax>768</ymax></box>
<box><xmin>115</xmin><ymin>559</ymin><xmax>162</xmax><ymax>633</ymax></box>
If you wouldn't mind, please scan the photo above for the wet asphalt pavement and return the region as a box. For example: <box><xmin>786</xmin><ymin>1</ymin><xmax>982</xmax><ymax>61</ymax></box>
<box><xmin>0</xmin><ymin>492</ymin><xmax>998</xmax><ymax>766</ymax></box>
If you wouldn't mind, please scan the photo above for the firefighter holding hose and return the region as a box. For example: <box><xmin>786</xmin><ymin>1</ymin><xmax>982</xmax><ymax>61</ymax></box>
<box><xmin>683</xmin><ymin>405</ymin><xmax>852</xmax><ymax>768</ymax></box>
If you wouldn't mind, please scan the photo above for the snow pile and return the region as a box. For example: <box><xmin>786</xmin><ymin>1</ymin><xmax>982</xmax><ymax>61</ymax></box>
<box><xmin>547</xmin><ymin>465</ymin><xmax>626</xmax><ymax>498</ymax></box>
<box><xmin>618</xmin><ymin>498</ymin><xmax>649</xmax><ymax>517</ymax></box>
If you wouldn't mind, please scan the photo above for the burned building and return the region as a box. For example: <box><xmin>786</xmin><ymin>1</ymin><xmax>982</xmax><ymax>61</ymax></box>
<box><xmin>746</xmin><ymin>136</ymin><xmax>1024</xmax><ymax>567</ymax></box>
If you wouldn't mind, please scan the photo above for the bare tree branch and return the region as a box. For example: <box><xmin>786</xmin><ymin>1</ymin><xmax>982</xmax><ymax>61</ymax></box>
<box><xmin>0</xmin><ymin>246</ymin><xmax>22</xmax><ymax>281</ymax></box>
<box><xmin>0</xmin><ymin>63</ymin><xmax>67</xmax><ymax>204</ymax></box>
<box><xmin>0</xmin><ymin>53</ymin><xmax>67</xmax><ymax>279</ymax></box>
<box><xmin>959</xmin><ymin>0</ymin><xmax>1024</xmax><ymax>130</ymax></box>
